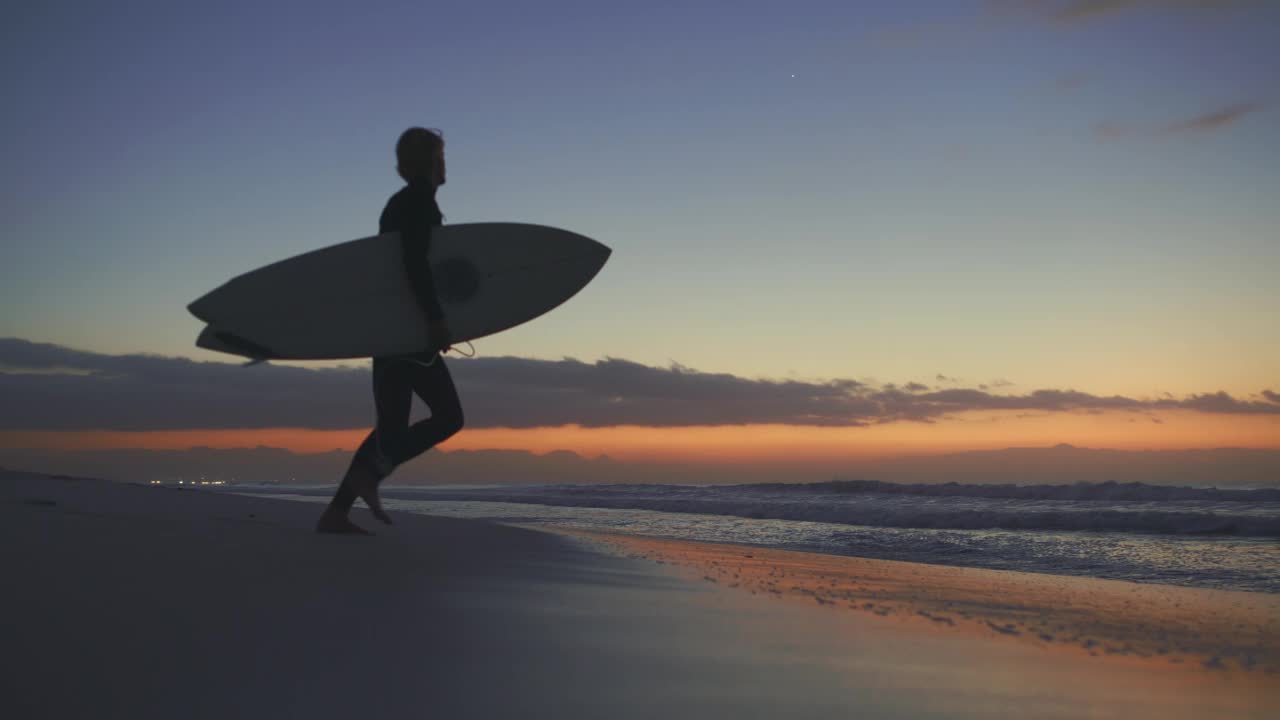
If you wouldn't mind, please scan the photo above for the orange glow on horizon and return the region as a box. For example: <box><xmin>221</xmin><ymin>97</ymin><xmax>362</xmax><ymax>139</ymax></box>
<box><xmin>1</xmin><ymin>410</ymin><xmax>1276</xmax><ymax>461</ymax></box>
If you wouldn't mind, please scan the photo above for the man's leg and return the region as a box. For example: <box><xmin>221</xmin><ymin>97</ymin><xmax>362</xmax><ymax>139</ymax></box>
<box><xmin>388</xmin><ymin>356</ymin><xmax>464</xmax><ymax>466</ymax></box>
<box><xmin>317</xmin><ymin>358</ymin><xmax>413</xmax><ymax>532</ymax></box>
<box><xmin>317</xmin><ymin>429</ymin><xmax>381</xmax><ymax>532</ymax></box>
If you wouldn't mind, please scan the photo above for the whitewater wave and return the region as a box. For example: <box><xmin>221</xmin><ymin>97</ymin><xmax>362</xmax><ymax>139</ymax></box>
<box><xmin>756</xmin><ymin>479</ymin><xmax>1280</xmax><ymax>502</ymax></box>
<box><xmin>399</xmin><ymin>480</ymin><xmax>1280</xmax><ymax>538</ymax></box>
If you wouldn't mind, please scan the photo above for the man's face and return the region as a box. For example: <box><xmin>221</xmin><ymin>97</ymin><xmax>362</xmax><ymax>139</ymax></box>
<box><xmin>434</xmin><ymin>147</ymin><xmax>447</xmax><ymax>187</ymax></box>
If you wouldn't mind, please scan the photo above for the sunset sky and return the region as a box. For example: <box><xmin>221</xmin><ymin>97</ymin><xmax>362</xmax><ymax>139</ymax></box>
<box><xmin>2</xmin><ymin>1</ymin><xmax>1277</xmax><ymax>469</ymax></box>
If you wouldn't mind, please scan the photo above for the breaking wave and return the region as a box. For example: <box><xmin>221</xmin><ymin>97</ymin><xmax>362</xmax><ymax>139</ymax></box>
<box><xmin>398</xmin><ymin>480</ymin><xmax>1280</xmax><ymax>538</ymax></box>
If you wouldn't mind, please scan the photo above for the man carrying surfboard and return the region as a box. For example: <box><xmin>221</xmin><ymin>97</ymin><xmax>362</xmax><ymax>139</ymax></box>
<box><xmin>317</xmin><ymin>127</ymin><xmax>465</xmax><ymax>534</ymax></box>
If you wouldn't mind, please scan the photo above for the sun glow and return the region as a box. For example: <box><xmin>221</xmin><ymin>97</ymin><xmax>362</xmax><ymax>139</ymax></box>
<box><xmin>1</xmin><ymin>410</ymin><xmax>1276</xmax><ymax>461</ymax></box>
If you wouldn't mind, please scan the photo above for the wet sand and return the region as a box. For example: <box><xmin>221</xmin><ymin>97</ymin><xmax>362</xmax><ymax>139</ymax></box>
<box><xmin>4</xmin><ymin>469</ymin><xmax>1277</xmax><ymax>719</ymax></box>
<box><xmin>565</xmin><ymin>529</ymin><xmax>1280</xmax><ymax>673</ymax></box>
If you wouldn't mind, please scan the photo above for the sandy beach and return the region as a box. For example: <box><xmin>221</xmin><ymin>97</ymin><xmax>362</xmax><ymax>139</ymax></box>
<box><xmin>4</xmin><ymin>469</ymin><xmax>1277</xmax><ymax>719</ymax></box>
<box><xmin>568</xmin><ymin>529</ymin><xmax>1280</xmax><ymax>672</ymax></box>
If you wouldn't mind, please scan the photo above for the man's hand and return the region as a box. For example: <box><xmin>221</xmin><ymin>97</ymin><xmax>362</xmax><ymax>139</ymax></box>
<box><xmin>432</xmin><ymin>319</ymin><xmax>454</xmax><ymax>354</ymax></box>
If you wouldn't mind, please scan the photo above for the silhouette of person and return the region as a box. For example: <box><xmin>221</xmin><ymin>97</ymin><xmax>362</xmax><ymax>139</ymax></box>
<box><xmin>317</xmin><ymin>127</ymin><xmax>465</xmax><ymax>534</ymax></box>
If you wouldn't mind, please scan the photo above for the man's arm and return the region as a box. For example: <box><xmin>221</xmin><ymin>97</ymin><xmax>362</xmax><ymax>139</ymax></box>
<box><xmin>401</xmin><ymin>219</ymin><xmax>444</xmax><ymax>321</ymax></box>
<box><xmin>399</xmin><ymin>201</ymin><xmax>451</xmax><ymax>346</ymax></box>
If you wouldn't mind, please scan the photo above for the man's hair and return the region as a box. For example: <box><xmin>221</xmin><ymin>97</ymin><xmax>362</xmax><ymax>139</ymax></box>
<box><xmin>396</xmin><ymin>127</ymin><xmax>444</xmax><ymax>180</ymax></box>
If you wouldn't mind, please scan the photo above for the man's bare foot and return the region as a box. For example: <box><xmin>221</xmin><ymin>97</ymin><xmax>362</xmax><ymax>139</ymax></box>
<box><xmin>315</xmin><ymin>510</ymin><xmax>373</xmax><ymax>535</ymax></box>
<box><xmin>347</xmin><ymin>463</ymin><xmax>393</xmax><ymax>525</ymax></box>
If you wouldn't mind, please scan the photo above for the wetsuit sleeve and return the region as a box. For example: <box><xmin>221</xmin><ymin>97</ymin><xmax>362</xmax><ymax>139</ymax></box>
<box><xmin>398</xmin><ymin>199</ymin><xmax>447</xmax><ymax>326</ymax></box>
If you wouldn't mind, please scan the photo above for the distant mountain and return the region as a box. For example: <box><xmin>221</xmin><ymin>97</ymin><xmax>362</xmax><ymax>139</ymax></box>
<box><xmin>856</xmin><ymin>445</ymin><xmax>1280</xmax><ymax>487</ymax></box>
<box><xmin>0</xmin><ymin>444</ymin><xmax>1275</xmax><ymax>488</ymax></box>
<box><xmin>0</xmin><ymin>446</ymin><xmax>734</xmax><ymax>486</ymax></box>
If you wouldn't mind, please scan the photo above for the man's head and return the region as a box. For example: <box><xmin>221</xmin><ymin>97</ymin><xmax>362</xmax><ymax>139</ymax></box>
<box><xmin>396</xmin><ymin>127</ymin><xmax>446</xmax><ymax>187</ymax></box>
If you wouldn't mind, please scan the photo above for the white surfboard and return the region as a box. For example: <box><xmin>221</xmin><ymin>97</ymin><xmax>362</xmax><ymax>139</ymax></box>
<box><xmin>189</xmin><ymin>223</ymin><xmax>610</xmax><ymax>360</ymax></box>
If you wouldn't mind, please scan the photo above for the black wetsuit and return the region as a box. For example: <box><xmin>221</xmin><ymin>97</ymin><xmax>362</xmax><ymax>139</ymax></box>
<box><xmin>383</xmin><ymin>179</ymin><xmax>447</xmax><ymax>326</ymax></box>
<box><xmin>327</xmin><ymin>179</ymin><xmax>465</xmax><ymax>514</ymax></box>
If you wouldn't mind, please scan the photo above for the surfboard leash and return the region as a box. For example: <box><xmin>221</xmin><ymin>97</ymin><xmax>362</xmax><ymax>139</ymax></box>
<box><xmin>446</xmin><ymin>341</ymin><xmax>476</xmax><ymax>358</ymax></box>
<box><xmin>400</xmin><ymin>340</ymin><xmax>476</xmax><ymax>368</ymax></box>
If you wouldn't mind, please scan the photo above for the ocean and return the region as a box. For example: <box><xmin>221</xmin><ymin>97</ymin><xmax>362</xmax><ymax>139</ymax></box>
<box><xmin>237</xmin><ymin>479</ymin><xmax>1280</xmax><ymax>594</ymax></box>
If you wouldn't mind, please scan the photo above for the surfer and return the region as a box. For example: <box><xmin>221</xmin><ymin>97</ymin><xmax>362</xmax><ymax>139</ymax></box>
<box><xmin>317</xmin><ymin>127</ymin><xmax>465</xmax><ymax>535</ymax></box>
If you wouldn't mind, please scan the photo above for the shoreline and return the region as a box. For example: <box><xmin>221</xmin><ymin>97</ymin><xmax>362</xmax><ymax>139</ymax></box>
<box><xmin>553</xmin><ymin>528</ymin><xmax>1280</xmax><ymax>675</ymax></box>
<box><xmin>5</xmin><ymin>469</ymin><xmax>1278</xmax><ymax>719</ymax></box>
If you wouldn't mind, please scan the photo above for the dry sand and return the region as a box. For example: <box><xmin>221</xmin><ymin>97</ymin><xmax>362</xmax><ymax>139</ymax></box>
<box><xmin>3</xmin><ymin>469</ymin><xmax>1277</xmax><ymax>719</ymax></box>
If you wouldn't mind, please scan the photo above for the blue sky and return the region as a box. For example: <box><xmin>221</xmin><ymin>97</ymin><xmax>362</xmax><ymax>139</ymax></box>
<box><xmin>3</xmin><ymin>0</ymin><xmax>1277</xmax><ymax>399</ymax></box>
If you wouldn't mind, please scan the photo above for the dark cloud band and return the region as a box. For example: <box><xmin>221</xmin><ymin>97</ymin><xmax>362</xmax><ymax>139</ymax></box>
<box><xmin>1</xmin><ymin>338</ymin><xmax>1276</xmax><ymax>431</ymax></box>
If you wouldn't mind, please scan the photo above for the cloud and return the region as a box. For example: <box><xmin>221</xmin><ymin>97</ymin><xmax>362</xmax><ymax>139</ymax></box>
<box><xmin>1051</xmin><ymin>0</ymin><xmax>1260</xmax><ymax>23</ymax></box>
<box><xmin>869</xmin><ymin>1</ymin><xmax>1260</xmax><ymax>53</ymax></box>
<box><xmin>992</xmin><ymin>0</ymin><xmax>1262</xmax><ymax>23</ymax></box>
<box><xmin>1</xmin><ymin>338</ymin><xmax>1277</xmax><ymax>432</ymax></box>
<box><xmin>1164</xmin><ymin>101</ymin><xmax>1266</xmax><ymax>132</ymax></box>
<box><xmin>1095</xmin><ymin>101</ymin><xmax>1264</xmax><ymax>139</ymax></box>
<box><xmin>1170</xmin><ymin>391</ymin><xmax>1280</xmax><ymax>414</ymax></box>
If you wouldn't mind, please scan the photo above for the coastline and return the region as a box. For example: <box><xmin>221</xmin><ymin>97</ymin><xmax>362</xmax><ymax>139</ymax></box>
<box><xmin>4</xmin><ymin>469</ymin><xmax>1277</xmax><ymax>719</ymax></box>
<box><xmin>559</xmin><ymin>529</ymin><xmax>1280</xmax><ymax>673</ymax></box>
